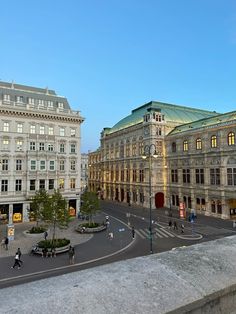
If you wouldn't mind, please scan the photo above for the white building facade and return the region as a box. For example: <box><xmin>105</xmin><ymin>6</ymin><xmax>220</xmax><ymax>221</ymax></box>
<box><xmin>0</xmin><ymin>81</ymin><xmax>84</xmax><ymax>223</ymax></box>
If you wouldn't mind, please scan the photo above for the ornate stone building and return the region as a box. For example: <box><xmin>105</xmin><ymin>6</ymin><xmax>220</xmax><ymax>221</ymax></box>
<box><xmin>0</xmin><ymin>81</ymin><xmax>84</xmax><ymax>223</ymax></box>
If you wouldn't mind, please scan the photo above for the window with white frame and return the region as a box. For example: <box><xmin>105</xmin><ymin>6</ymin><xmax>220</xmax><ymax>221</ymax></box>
<box><xmin>38</xmin><ymin>99</ymin><xmax>44</xmax><ymax>107</ymax></box>
<box><xmin>70</xmin><ymin>178</ymin><xmax>76</xmax><ymax>189</ymax></box>
<box><xmin>48</xmin><ymin>127</ymin><xmax>54</xmax><ymax>135</ymax></box>
<box><xmin>48</xmin><ymin>144</ymin><xmax>54</xmax><ymax>152</ymax></box>
<box><xmin>3</xmin><ymin>138</ymin><xmax>9</xmax><ymax>149</ymax></box>
<box><xmin>48</xmin><ymin>100</ymin><xmax>53</xmax><ymax>108</ymax></box>
<box><xmin>17</xmin><ymin>139</ymin><xmax>23</xmax><ymax>150</ymax></box>
<box><xmin>17</xmin><ymin>123</ymin><xmax>23</xmax><ymax>133</ymax></box>
<box><xmin>15</xmin><ymin>179</ymin><xmax>22</xmax><ymax>191</ymax></box>
<box><xmin>39</xmin><ymin>179</ymin><xmax>45</xmax><ymax>189</ymax></box>
<box><xmin>40</xmin><ymin>160</ymin><xmax>46</xmax><ymax>170</ymax></box>
<box><xmin>3</xmin><ymin>122</ymin><xmax>9</xmax><ymax>132</ymax></box>
<box><xmin>39</xmin><ymin>142</ymin><xmax>45</xmax><ymax>151</ymax></box>
<box><xmin>60</xmin><ymin>143</ymin><xmax>65</xmax><ymax>153</ymax></box>
<box><xmin>59</xmin><ymin>127</ymin><xmax>65</xmax><ymax>136</ymax></box>
<box><xmin>2</xmin><ymin>159</ymin><xmax>8</xmax><ymax>171</ymax></box>
<box><xmin>30</xmin><ymin>142</ymin><xmax>36</xmax><ymax>151</ymax></box>
<box><xmin>71</xmin><ymin>128</ymin><xmax>76</xmax><ymax>137</ymax></box>
<box><xmin>30</xmin><ymin>160</ymin><xmax>36</xmax><ymax>170</ymax></box>
<box><xmin>58</xmin><ymin>102</ymin><xmax>64</xmax><ymax>109</ymax></box>
<box><xmin>59</xmin><ymin>160</ymin><xmax>65</xmax><ymax>171</ymax></box>
<box><xmin>16</xmin><ymin>159</ymin><xmax>22</xmax><ymax>171</ymax></box>
<box><xmin>1</xmin><ymin>180</ymin><xmax>8</xmax><ymax>192</ymax></box>
<box><xmin>16</xmin><ymin>96</ymin><xmax>23</xmax><ymax>103</ymax></box>
<box><xmin>28</xmin><ymin>98</ymin><xmax>35</xmax><ymax>105</ymax></box>
<box><xmin>70</xmin><ymin>143</ymin><xmax>76</xmax><ymax>153</ymax></box>
<box><xmin>49</xmin><ymin>160</ymin><xmax>55</xmax><ymax>171</ymax></box>
<box><xmin>30</xmin><ymin>180</ymin><xmax>36</xmax><ymax>191</ymax></box>
<box><xmin>70</xmin><ymin>160</ymin><xmax>76</xmax><ymax>171</ymax></box>
<box><xmin>49</xmin><ymin>179</ymin><xmax>54</xmax><ymax>189</ymax></box>
<box><xmin>39</xmin><ymin>126</ymin><xmax>45</xmax><ymax>135</ymax></box>
<box><xmin>30</xmin><ymin>125</ymin><xmax>36</xmax><ymax>134</ymax></box>
<box><xmin>3</xmin><ymin>94</ymin><xmax>10</xmax><ymax>102</ymax></box>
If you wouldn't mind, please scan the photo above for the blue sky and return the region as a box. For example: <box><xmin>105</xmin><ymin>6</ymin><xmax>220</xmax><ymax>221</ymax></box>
<box><xmin>0</xmin><ymin>0</ymin><xmax>236</xmax><ymax>152</ymax></box>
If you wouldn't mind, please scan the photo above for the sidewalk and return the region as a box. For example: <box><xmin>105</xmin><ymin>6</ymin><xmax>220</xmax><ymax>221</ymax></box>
<box><xmin>0</xmin><ymin>218</ymin><xmax>92</xmax><ymax>258</ymax></box>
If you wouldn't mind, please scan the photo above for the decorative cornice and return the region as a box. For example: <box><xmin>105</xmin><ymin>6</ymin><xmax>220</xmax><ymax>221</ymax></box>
<box><xmin>0</xmin><ymin>108</ymin><xmax>84</xmax><ymax>123</ymax></box>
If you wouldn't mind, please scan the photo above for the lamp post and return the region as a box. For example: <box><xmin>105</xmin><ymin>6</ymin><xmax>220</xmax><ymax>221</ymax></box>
<box><xmin>142</xmin><ymin>144</ymin><xmax>159</xmax><ymax>254</ymax></box>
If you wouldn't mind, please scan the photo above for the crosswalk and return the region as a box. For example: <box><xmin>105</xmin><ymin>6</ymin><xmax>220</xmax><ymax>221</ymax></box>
<box><xmin>135</xmin><ymin>227</ymin><xmax>176</xmax><ymax>239</ymax></box>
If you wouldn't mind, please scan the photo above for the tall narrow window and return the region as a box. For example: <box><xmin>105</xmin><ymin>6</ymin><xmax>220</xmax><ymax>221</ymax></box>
<box><xmin>39</xmin><ymin>126</ymin><xmax>45</xmax><ymax>135</ymax></box>
<box><xmin>1</xmin><ymin>180</ymin><xmax>8</xmax><ymax>192</ymax></box>
<box><xmin>183</xmin><ymin>140</ymin><xmax>188</xmax><ymax>151</ymax></box>
<box><xmin>48</xmin><ymin>127</ymin><xmax>54</xmax><ymax>135</ymax></box>
<box><xmin>228</xmin><ymin>132</ymin><xmax>235</xmax><ymax>146</ymax></box>
<box><xmin>211</xmin><ymin>135</ymin><xmax>217</xmax><ymax>148</ymax></box>
<box><xmin>70</xmin><ymin>178</ymin><xmax>76</xmax><ymax>189</ymax></box>
<box><xmin>15</xmin><ymin>179</ymin><xmax>22</xmax><ymax>191</ymax></box>
<box><xmin>17</xmin><ymin>123</ymin><xmax>23</xmax><ymax>133</ymax></box>
<box><xmin>16</xmin><ymin>159</ymin><xmax>22</xmax><ymax>171</ymax></box>
<box><xmin>30</xmin><ymin>125</ymin><xmax>36</xmax><ymax>134</ymax></box>
<box><xmin>196</xmin><ymin>138</ymin><xmax>202</xmax><ymax>150</ymax></box>
<box><xmin>3</xmin><ymin>122</ymin><xmax>9</xmax><ymax>132</ymax></box>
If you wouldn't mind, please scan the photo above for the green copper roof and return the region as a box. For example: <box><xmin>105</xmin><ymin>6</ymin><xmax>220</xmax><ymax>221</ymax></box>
<box><xmin>106</xmin><ymin>101</ymin><xmax>220</xmax><ymax>134</ymax></box>
<box><xmin>169</xmin><ymin>110</ymin><xmax>236</xmax><ymax>135</ymax></box>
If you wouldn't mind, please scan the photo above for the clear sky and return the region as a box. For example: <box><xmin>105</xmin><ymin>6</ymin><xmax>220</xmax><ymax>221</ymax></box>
<box><xmin>0</xmin><ymin>0</ymin><xmax>236</xmax><ymax>152</ymax></box>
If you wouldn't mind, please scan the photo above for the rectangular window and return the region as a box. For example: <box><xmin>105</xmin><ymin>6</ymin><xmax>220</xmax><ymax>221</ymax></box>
<box><xmin>28</xmin><ymin>98</ymin><xmax>35</xmax><ymax>105</ymax></box>
<box><xmin>70</xmin><ymin>143</ymin><xmax>76</xmax><ymax>153</ymax></box>
<box><xmin>60</xmin><ymin>143</ymin><xmax>65</xmax><ymax>153</ymax></box>
<box><xmin>183</xmin><ymin>169</ymin><xmax>190</xmax><ymax>183</ymax></box>
<box><xmin>16</xmin><ymin>159</ymin><xmax>22</xmax><ymax>171</ymax></box>
<box><xmin>30</xmin><ymin>125</ymin><xmax>36</xmax><ymax>134</ymax></box>
<box><xmin>171</xmin><ymin>169</ymin><xmax>178</xmax><ymax>183</ymax></box>
<box><xmin>71</xmin><ymin>128</ymin><xmax>76</xmax><ymax>137</ymax></box>
<box><xmin>17</xmin><ymin>140</ymin><xmax>23</xmax><ymax>150</ymax></box>
<box><xmin>196</xmin><ymin>169</ymin><xmax>204</xmax><ymax>184</ymax></box>
<box><xmin>183</xmin><ymin>140</ymin><xmax>188</xmax><ymax>152</ymax></box>
<box><xmin>16</xmin><ymin>96</ymin><xmax>23</xmax><ymax>103</ymax></box>
<box><xmin>30</xmin><ymin>180</ymin><xmax>36</xmax><ymax>191</ymax></box>
<box><xmin>39</xmin><ymin>179</ymin><xmax>45</xmax><ymax>190</ymax></box>
<box><xmin>39</xmin><ymin>143</ymin><xmax>45</xmax><ymax>151</ymax></box>
<box><xmin>17</xmin><ymin>123</ymin><xmax>23</xmax><ymax>133</ymax></box>
<box><xmin>30</xmin><ymin>160</ymin><xmax>36</xmax><ymax>171</ymax></box>
<box><xmin>70</xmin><ymin>178</ymin><xmax>76</xmax><ymax>189</ymax></box>
<box><xmin>48</xmin><ymin>101</ymin><xmax>53</xmax><ymax>108</ymax></box>
<box><xmin>49</xmin><ymin>179</ymin><xmax>54</xmax><ymax>190</ymax></box>
<box><xmin>70</xmin><ymin>160</ymin><xmax>76</xmax><ymax>171</ymax></box>
<box><xmin>3</xmin><ymin>94</ymin><xmax>10</xmax><ymax>102</ymax></box>
<box><xmin>59</xmin><ymin>160</ymin><xmax>65</xmax><ymax>171</ymax></box>
<box><xmin>60</xmin><ymin>128</ymin><xmax>65</xmax><ymax>136</ymax></box>
<box><xmin>227</xmin><ymin>168</ymin><xmax>236</xmax><ymax>186</ymax></box>
<box><xmin>133</xmin><ymin>169</ymin><xmax>137</xmax><ymax>182</ymax></box>
<box><xmin>139</xmin><ymin>169</ymin><xmax>144</xmax><ymax>182</ymax></box>
<box><xmin>15</xmin><ymin>179</ymin><xmax>22</xmax><ymax>191</ymax></box>
<box><xmin>40</xmin><ymin>160</ymin><xmax>46</xmax><ymax>170</ymax></box>
<box><xmin>3</xmin><ymin>122</ymin><xmax>9</xmax><ymax>132</ymax></box>
<box><xmin>38</xmin><ymin>99</ymin><xmax>44</xmax><ymax>107</ymax></box>
<box><xmin>39</xmin><ymin>126</ymin><xmax>45</xmax><ymax>135</ymax></box>
<box><xmin>49</xmin><ymin>160</ymin><xmax>55</xmax><ymax>171</ymax></box>
<box><xmin>48</xmin><ymin>127</ymin><xmax>54</xmax><ymax>135</ymax></box>
<box><xmin>59</xmin><ymin>178</ymin><xmax>64</xmax><ymax>189</ymax></box>
<box><xmin>1</xmin><ymin>180</ymin><xmax>8</xmax><ymax>192</ymax></box>
<box><xmin>210</xmin><ymin>168</ymin><xmax>221</xmax><ymax>185</ymax></box>
<box><xmin>196</xmin><ymin>138</ymin><xmax>202</xmax><ymax>150</ymax></box>
<box><xmin>2</xmin><ymin>159</ymin><xmax>8</xmax><ymax>171</ymax></box>
<box><xmin>30</xmin><ymin>142</ymin><xmax>36</xmax><ymax>151</ymax></box>
<box><xmin>48</xmin><ymin>144</ymin><xmax>54</xmax><ymax>152</ymax></box>
<box><xmin>58</xmin><ymin>102</ymin><xmax>64</xmax><ymax>109</ymax></box>
<box><xmin>3</xmin><ymin>139</ymin><xmax>9</xmax><ymax>149</ymax></box>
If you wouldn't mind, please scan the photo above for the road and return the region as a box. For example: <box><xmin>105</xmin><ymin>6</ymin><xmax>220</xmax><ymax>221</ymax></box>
<box><xmin>0</xmin><ymin>200</ymin><xmax>235</xmax><ymax>289</ymax></box>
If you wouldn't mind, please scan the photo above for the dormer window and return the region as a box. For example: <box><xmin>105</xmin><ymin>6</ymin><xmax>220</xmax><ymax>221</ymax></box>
<box><xmin>3</xmin><ymin>94</ymin><xmax>10</xmax><ymax>103</ymax></box>
<box><xmin>28</xmin><ymin>98</ymin><xmax>35</xmax><ymax>105</ymax></box>
<box><xmin>16</xmin><ymin>96</ymin><xmax>23</xmax><ymax>103</ymax></box>
<box><xmin>58</xmin><ymin>102</ymin><xmax>64</xmax><ymax>109</ymax></box>
<box><xmin>38</xmin><ymin>99</ymin><xmax>44</xmax><ymax>107</ymax></box>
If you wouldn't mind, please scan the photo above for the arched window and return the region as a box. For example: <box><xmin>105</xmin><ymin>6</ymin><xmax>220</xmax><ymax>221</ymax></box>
<box><xmin>196</xmin><ymin>138</ymin><xmax>202</xmax><ymax>150</ymax></box>
<box><xmin>228</xmin><ymin>132</ymin><xmax>235</xmax><ymax>146</ymax></box>
<box><xmin>211</xmin><ymin>135</ymin><xmax>217</xmax><ymax>148</ymax></box>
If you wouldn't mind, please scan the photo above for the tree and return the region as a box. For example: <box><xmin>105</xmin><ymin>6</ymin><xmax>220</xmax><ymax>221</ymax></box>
<box><xmin>80</xmin><ymin>191</ymin><xmax>100</xmax><ymax>225</ymax></box>
<box><xmin>42</xmin><ymin>189</ymin><xmax>70</xmax><ymax>247</ymax></box>
<box><xmin>30</xmin><ymin>189</ymin><xmax>50</xmax><ymax>227</ymax></box>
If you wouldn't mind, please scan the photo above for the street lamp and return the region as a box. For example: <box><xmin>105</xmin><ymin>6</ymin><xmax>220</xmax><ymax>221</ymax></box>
<box><xmin>142</xmin><ymin>144</ymin><xmax>159</xmax><ymax>254</ymax></box>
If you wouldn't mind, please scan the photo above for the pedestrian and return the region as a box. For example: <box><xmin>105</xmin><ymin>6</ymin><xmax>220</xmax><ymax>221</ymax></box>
<box><xmin>44</xmin><ymin>231</ymin><xmax>48</xmax><ymax>240</ymax></box>
<box><xmin>5</xmin><ymin>237</ymin><xmax>9</xmax><ymax>250</ymax></box>
<box><xmin>181</xmin><ymin>223</ymin><xmax>185</xmax><ymax>233</ymax></box>
<box><xmin>11</xmin><ymin>252</ymin><xmax>21</xmax><ymax>269</ymax></box>
<box><xmin>68</xmin><ymin>246</ymin><xmax>75</xmax><ymax>265</ymax></box>
<box><xmin>17</xmin><ymin>248</ymin><xmax>23</xmax><ymax>265</ymax></box>
<box><xmin>131</xmin><ymin>226</ymin><xmax>135</xmax><ymax>239</ymax></box>
<box><xmin>168</xmin><ymin>220</ymin><xmax>172</xmax><ymax>229</ymax></box>
<box><xmin>173</xmin><ymin>221</ymin><xmax>178</xmax><ymax>230</ymax></box>
<box><xmin>108</xmin><ymin>232</ymin><xmax>113</xmax><ymax>240</ymax></box>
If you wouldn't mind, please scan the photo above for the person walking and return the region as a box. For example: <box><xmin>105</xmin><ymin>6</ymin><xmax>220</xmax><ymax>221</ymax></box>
<box><xmin>68</xmin><ymin>246</ymin><xmax>75</xmax><ymax>265</ymax></box>
<box><xmin>11</xmin><ymin>252</ymin><xmax>21</xmax><ymax>269</ymax></box>
<box><xmin>44</xmin><ymin>231</ymin><xmax>48</xmax><ymax>240</ymax></box>
<box><xmin>173</xmin><ymin>221</ymin><xmax>178</xmax><ymax>230</ymax></box>
<box><xmin>4</xmin><ymin>237</ymin><xmax>9</xmax><ymax>250</ymax></box>
<box><xmin>17</xmin><ymin>248</ymin><xmax>23</xmax><ymax>265</ymax></box>
<box><xmin>168</xmin><ymin>220</ymin><xmax>172</xmax><ymax>229</ymax></box>
<box><xmin>131</xmin><ymin>226</ymin><xmax>135</xmax><ymax>239</ymax></box>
